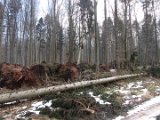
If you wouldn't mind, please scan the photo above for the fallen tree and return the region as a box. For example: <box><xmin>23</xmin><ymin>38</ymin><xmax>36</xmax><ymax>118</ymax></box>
<box><xmin>0</xmin><ymin>73</ymin><xmax>146</xmax><ymax>104</ymax></box>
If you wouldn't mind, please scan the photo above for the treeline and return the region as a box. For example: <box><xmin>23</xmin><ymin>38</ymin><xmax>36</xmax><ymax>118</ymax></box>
<box><xmin>0</xmin><ymin>0</ymin><xmax>160</xmax><ymax>69</ymax></box>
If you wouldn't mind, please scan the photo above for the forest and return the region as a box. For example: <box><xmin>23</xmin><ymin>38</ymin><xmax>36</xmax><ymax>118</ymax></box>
<box><xmin>0</xmin><ymin>0</ymin><xmax>159</xmax><ymax>68</ymax></box>
<box><xmin>1</xmin><ymin>0</ymin><xmax>160</xmax><ymax>120</ymax></box>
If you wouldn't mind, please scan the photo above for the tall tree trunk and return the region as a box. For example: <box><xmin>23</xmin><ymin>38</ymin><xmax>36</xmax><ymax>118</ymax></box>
<box><xmin>104</xmin><ymin>0</ymin><xmax>108</xmax><ymax>64</ymax></box>
<box><xmin>29</xmin><ymin>0</ymin><xmax>33</xmax><ymax>65</ymax></box>
<box><xmin>124</xmin><ymin>0</ymin><xmax>128</xmax><ymax>63</ymax></box>
<box><xmin>68</xmin><ymin>0</ymin><xmax>74</xmax><ymax>63</ymax></box>
<box><xmin>114</xmin><ymin>0</ymin><xmax>120</xmax><ymax>69</ymax></box>
<box><xmin>77</xmin><ymin>19</ymin><xmax>83</xmax><ymax>64</ymax></box>
<box><xmin>77</xmin><ymin>6</ymin><xmax>85</xmax><ymax>65</ymax></box>
<box><xmin>129</xmin><ymin>3</ymin><xmax>134</xmax><ymax>56</ymax></box>
<box><xmin>152</xmin><ymin>0</ymin><xmax>159</xmax><ymax>64</ymax></box>
<box><xmin>10</xmin><ymin>17</ymin><xmax>17</xmax><ymax>64</ymax></box>
<box><xmin>94</xmin><ymin>0</ymin><xmax>99</xmax><ymax>72</ymax></box>
<box><xmin>88</xmin><ymin>32</ymin><xmax>92</xmax><ymax>64</ymax></box>
<box><xmin>5</xmin><ymin>12</ymin><xmax>10</xmax><ymax>62</ymax></box>
<box><xmin>143</xmin><ymin>0</ymin><xmax>149</xmax><ymax>66</ymax></box>
<box><xmin>53</xmin><ymin>0</ymin><xmax>57</xmax><ymax>63</ymax></box>
<box><xmin>0</xmin><ymin>3</ymin><xmax>4</xmax><ymax>62</ymax></box>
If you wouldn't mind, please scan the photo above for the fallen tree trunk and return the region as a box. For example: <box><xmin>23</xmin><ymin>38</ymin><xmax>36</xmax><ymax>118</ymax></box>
<box><xmin>0</xmin><ymin>73</ymin><xmax>146</xmax><ymax>104</ymax></box>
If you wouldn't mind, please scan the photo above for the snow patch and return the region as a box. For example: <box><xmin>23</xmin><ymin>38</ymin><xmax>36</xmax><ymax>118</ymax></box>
<box><xmin>156</xmin><ymin>87</ymin><xmax>160</xmax><ymax>94</ymax></box>
<box><xmin>132</xmin><ymin>81</ymin><xmax>144</xmax><ymax>89</ymax></box>
<box><xmin>113</xmin><ymin>116</ymin><xmax>125</xmax><ymax>120</ymax></box>
<box><xmin>16</xmin><ymin>100</ymin><xmax>53</xmax><ymax>119</ymax></box>
<box><xmin>89</xmin><ymin>92</ymin><xmax>111</xmax><ymax>105</ymax></box>
<box><xmin>28</xmin><ymin>100</ymin><xmax>52</xmax><ymax>114</ymax></box>
<box><xmin>127</xmin><ymin>95</ymin><xmax>160</xmax><ymax>116</ymax></box>
<box><xmin>114</xmin><ymin>96</ymin><xmax>160</xmax><ymax>120</ymax></box>
<box><xmin>127</xmin><ymin>82</ymin><xmax>135</xmax><ymax>89</ymax></box>
<box><xmin>117</xmin><ymin>89</ymin><xmax>131</xmax><ymax>96</ymax></box>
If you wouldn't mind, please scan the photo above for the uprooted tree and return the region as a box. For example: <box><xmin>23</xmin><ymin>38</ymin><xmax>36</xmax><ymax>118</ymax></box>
<box><xmin>0</xmin><ymin>62</ymin><xmax>81</xmax><ymax>89</ymax></box>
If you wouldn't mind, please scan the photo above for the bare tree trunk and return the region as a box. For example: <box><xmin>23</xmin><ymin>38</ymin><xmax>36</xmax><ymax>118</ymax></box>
<box><xmin>68</xmin><ymin>0</ymin><xmax>75</xmax><ymax>63</ymax></box>
<box><xmin>52</xmin><ymin>0</ymin><xmax>57</xmax><ymax>63</ymax></box>
<box><xmin>29</xmin><ymin>0</ymin><xmax>34</xmax><ymax>65</ymax></box>
<box><xmin>88</xmin><ymin>32</ymin><xmax>92</xmax><ymax>64</ymax></box>
<box><xmin>77</xmin><ymin>23</ymin><xmax>83</xmax><ymax>64</ymax></box>
<box><xmin>10</xmin><ymin>17</ymin><xmax>17</xmax><ymax>64</ymax></box>
<box><xmin>114</xmin><ymin>0</ymin><xmax>120</xmax><ymax>69</ymax></box>
<box><xmin>0</xmin><ymin>2</ymin><xmax>4</xmax><ymax>62</ymax></box>
<box><xmin>0</xmin><ymin>73</ymin><xmax>146</xmax><ymax>104</ymax></box>
<box><xmin>143</xmin><ymin>0</ymin><xmax>149</xmax><ymax>66</ymax></box>
<box><xmin>94</xmin><ymin>0</ymin><xmax>99</xmax><ymax>72</ymax></box>
<box><xmin>124</xmin><ymin>0</ymin><xmax>128</xmax><ymax>62</ymax></box>
<box><xmin>104</xmin><ymin>0</ymin><xmax>108</xmax><ymax>64</ymax></box>
<box><xmin>152</xmin><ymin>0</ymin><xmax>159</xmax><ymax>64</ymax></box>
<box><xmin>5</xmin><ymin>12</ymin><xmax>10</xmax><ymax>62</ymax></box>
<box><xmin>128</xmin><ymin>3</ymin><xmax>134</xmax><ymax>56</ymax></box>
<box><xmin>77</xmin><ymin>9</ymin><xmax>84</xmax><ymax>64</ymax></box>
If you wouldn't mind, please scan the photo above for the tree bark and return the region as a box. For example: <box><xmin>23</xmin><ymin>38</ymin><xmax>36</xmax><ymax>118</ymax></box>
<box><xmin>94</xmin><ymin>0</ymin><xmax>99</xmax><ymax>72</ymax></box>
<box><xmin>114</xmin><ymin>0</ymin><xmax>120</xmax><ymax>69</ymax></box>
<box><xmin>104</xmin><ymin>0</ymin><xmax>108</xmax><ymax>64</ymax></box>
<box><xmin>0</xmin><ymin>73</ymin><xmax>146</xmax><ymax>104</ymax></box>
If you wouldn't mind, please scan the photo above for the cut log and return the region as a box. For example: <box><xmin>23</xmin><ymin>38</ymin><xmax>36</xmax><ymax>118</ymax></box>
<box><xmin>0</xmin><ymin>73</ymin><xmax>146</xmax><ymax>104</ymax></box>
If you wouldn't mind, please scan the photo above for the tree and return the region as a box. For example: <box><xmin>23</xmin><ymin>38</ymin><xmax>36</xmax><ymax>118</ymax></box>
<box><xmin>0</xmin><ymin>1</ymin><xmax>5</xmax><ymax>62</ymax></box>
<box><xmin>7</xmin><ymin>0</ymin><xmax>21</xmax><ymax>64</ymax></box>
<box><xmin>68</xmin><ymin>0</ymin><xmax>76</xmax><ymax>63</ymax></box>
<box><xmin>36</xmin><ymin>17</ymin><xmax>46</xmax><ymax>63</ymax></box>
<box><xmin>102</xmin><ymin>0</ymin><xmax>108</xmax><ymax>64</ymax></box>
<box><xmin>139</xmin><ymin>0</ymin><xmax>158</xmax><ymax>65</ymax></box>
<box><xmin>57</xmin><ymin>25</ymin><xmax>64</xmax><ymax>63</ymax></box>
<box><xmin>94</xmin><ymin>0</ymin><xmax>99</xmax><ymax>72</ymax></box>
<box><xmin>101</xmin><ymin>17</ymin><xmax>114</xmax><ymax>64</ymax></box>
<box><xmin>132</xmin><ymin>20</ymin><xmax>140</xmax><ymax>63</ymax></box>
<box><xmin>152</xmin><ymin>0</ymin><xmax>159</xmax><ymax>63</ymax></box>
<box><xmin>114</xmin><ymin>0</ymin><xmax>120</xmax><ymax>69</ymax></box>
<box><xmin>77</xmin><ymin>0</ymin><xmax>94</xmax><ymax>64</ymax></box>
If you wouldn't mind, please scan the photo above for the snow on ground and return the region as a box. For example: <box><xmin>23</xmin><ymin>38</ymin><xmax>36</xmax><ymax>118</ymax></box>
<box><xmin>15</xmin><ymin>100</ymin><xmax>52</xmax><ymax>119</ymax></box>
<box><xmin>89</xmin><ymin>92</ymin><xmax>111</xmax><ymax>105</ymax></box>
<box><xmin>114</xmin><ymin>95</ymin><xmax>160</xmax><ymax>120</ymax></box>
<box><xmin>28</xmin><ymin>100</ymin><xmax>52</xmax><ymax>114</ymax></box>
<box><xmin>12</xmin><ymin>78</ymin><xmax>160</xmax><ymax>120</ymax></box>
<box><xmin>127</xmin><ymin>95</ymin><xmax>160</xmax><ymax>116</ymax></box>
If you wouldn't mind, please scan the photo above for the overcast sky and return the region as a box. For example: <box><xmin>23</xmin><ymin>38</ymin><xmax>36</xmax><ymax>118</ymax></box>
<box><xmin>38</xmin><ymin>0</ymin><xmax>144</xmax><ymax>26</ymax></box>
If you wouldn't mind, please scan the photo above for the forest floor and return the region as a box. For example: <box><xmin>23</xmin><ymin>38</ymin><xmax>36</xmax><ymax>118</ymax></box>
<box><xmin>0</xmin><ymin>70</ymin><xmax>160</xmax><ymax>120</ymax></box>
